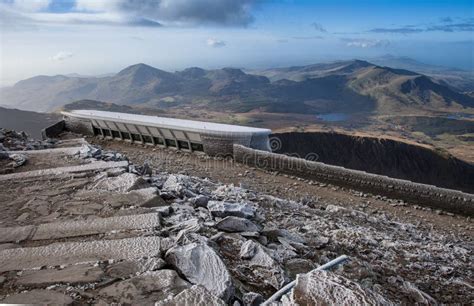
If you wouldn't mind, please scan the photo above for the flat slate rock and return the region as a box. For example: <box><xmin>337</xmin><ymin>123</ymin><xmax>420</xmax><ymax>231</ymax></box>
<box><xmin>0</xmin><ymin>160</ymin><xmax>129</xmax><ymax>181</ymax></box>
<box><xmin>216</xmin><ymin>216</ymin><xmax>261</xmax><ymax>233</ymax></box>
<box><xmin>1</xmin><ymin>289</ymin><xmax>73</xmax><ymax>305</ymax></box>
<box><xmin>98</xmin><ymin>269</ymin><xmax>189</xmax><ymax>305</ymax></box>
<box><xmin>0</xmin><ymin>236</ymin><xmax>161</xmax><ymax>272</ymax></box>
<box><xmin>32</xmin><ymin>213</ymin><xmax>161</xmax><ymax>240</ymax></box>
<box><xmin>17</xmin><ymin>263</ymin><xmax>104</xmax><ymax>285</ymax></box>
<box><xmin>0</xmin><ymin>225</ymin><xmax>35</xmax><ymax>243</ymax></box>
<box><xmin>207</xmin><ymin>201</ymin><xmax>256</xmax><ymax>219</ymax></box>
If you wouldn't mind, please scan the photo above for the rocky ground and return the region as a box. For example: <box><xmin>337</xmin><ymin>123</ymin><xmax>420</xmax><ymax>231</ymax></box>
<box><xmin>0</xmin><ymin>131</ymin><xmax>472</xmax><ymax>305</ymax></box>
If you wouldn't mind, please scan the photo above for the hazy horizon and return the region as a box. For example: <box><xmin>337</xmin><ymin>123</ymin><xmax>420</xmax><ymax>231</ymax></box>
<box><xmin>1</xmin><ymin>0</ymin><xmax>473</xmax><ymax>86</ymax></box>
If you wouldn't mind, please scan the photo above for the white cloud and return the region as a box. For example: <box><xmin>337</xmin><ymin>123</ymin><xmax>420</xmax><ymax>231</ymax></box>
<box><xmin>50</xmin><ymin>51</ymin><xmax>73</xmax><ymax>61</ymax></box>
<box><xmin>343</xmin><ymin>38</ymin><xmax>390</xmax><ymax>48</ymax></box>
<box><xmin>206</xmin><ymin>38</ymin><xmax>226</xmax><ymax>48</ymax></box>
<box><xmin>75</xmin><ymin>0</ymin><xmax>120</xmax><ymax>12</ymax></box>
<box><xmin>13</xmin><ymin>0</ymin><xmax>51</xmax><ymax>12</ymax></box>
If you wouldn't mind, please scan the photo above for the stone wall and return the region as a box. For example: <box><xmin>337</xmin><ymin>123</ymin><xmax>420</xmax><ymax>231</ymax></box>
<box><xmin>64</xmin><ymin>117</ymin><xmax>94</xmax><ymax>136</ymax></box>
<box><xmin>202</xmin><ymin>134</ymin><xmax>252</xmax><ymax>157</ymax></box>
<box><xmin>41</xmin><ymin>120</ymin><xmax>65</xmax><ymax>140</ymax></box>
<box><xmin>233</xmin><ymin>144</ymin><xmax>474</xmax><ymax>216</ymax></box>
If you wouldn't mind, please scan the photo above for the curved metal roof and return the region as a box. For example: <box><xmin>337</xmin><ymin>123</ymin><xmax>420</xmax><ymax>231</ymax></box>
<box><xmin>62</xmin><ymin>110</ymin><xmax>272</xmax><ymax>136</ymax></box>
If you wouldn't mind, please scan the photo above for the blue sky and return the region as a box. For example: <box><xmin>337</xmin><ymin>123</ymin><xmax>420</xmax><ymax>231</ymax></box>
<box><xmin>0</xmin><ymin>0</ymin><xmax>473</xmax><ymax>85</ymax></box>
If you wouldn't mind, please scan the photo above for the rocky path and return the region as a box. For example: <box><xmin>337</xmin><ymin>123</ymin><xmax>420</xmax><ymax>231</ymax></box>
<box><xmin>0</xmin><ymin>132</ymin><xmax>472</xmax><ymax>304</ymax></box>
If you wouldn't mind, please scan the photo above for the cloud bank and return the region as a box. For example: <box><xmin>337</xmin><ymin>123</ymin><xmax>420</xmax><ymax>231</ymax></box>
<box><xmin>1</xmin><ymin>0</ymin><xmax>257</xmax><ymax>28</ymax></box>
<box><xmin>342</xmin><ymin>38</ymin><xmax>390</xmax><ymax>48</ymax></box>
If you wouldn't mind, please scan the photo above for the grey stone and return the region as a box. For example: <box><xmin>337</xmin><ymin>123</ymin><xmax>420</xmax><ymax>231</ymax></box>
<box><xmin>165</xmin><ymin>242</ymin><xmax>234</xmax><ymax>302</ymax></box>
<box><xmin>156</xmin><ymin>285</ymin><xmax>226</xmax><ymax>306</ymax></box>
<box><xmin>98</xmin><ymin>270</ymin><xmax>189</xmax><ymax>305</ymax></box>
<box><xmin>162</xmin><ymin>174</ymin><xmax>193</xmax><ymax>197</ymax></box>
<box><xmin>93</xmin><ymin>172</ymin><xmax>149</xmax><ymax>192</ymax></box>
<box><xmin>192</xmin><ymin>195</ymin><xmax>209</xmax><ymax>208</ymax></box>
<box><xmin>1</xmin><ymin>289</ymin><xmax>73</xmax><ymax>305</ymax></box>
<box><xmin>0</xmin><ymin>236</ymin><xmax>161</xmax><ymax>272</ymax></box>
<box><xmin>243</xmin><ymin>292</ymin><xmax>264</xmax><ymax>306</ymax></box>
<box><xmin>284</xmin><ymin>258</ymin><xmax>315</xmax><ymax>280</ymax></box>
<box><xmin>216</xmin><ymin>216</ymin><xmax>261</xmax><ymax>233</ymax></box>
<box><xmin>0</xmin><ymin>225</ymin><xmax>35</xmax><ymax>243</ymax></box>
<box><xmin>241</xmin><ymin>240</ymin><xmax>287</xmax><ymax>290</ymax></box>
<box><xmin>0</xmin><ymin>161</ymin><xmax>129</xmax><ymax>182</ymax></box>
<box><xmin>281</xmin><ymin>270</ymin><xmax>391</xmax><ymax>305</ymax></box>
<box><xmin>207</xmin><ymin>201</ymin><xmax>256</xmax><ymax>219</ymax></box>
<box><xmin>17</xmin><ymin>264</ymin><xmax>104</xmax><ymax>285</ymax></box>
<box><xmin>154</xmin><ymin>206</ymin><xmax>171</xmax><ymax>217</ymax></box>
<box><xmin>240</xmin><ymin>240</ymin><xmax>258</xmax><ymax>259</ymax></box>
<box><xmin>128</xmin><ymin>187</ymin><xmax>166</xmax><ymax>207</ymax></box>
<box><xmin>8</xmin><ymin>153</ymin><xmax>27</xmax><ymax>168</ymax></box>
<box><xmin>0</xmin><ymin>243</ymin><xmax>19</xmax><ymax>251</ymax></box>
<box><xmin>106</xmin><ymin>257</ymin><xmax>166</xmax><ymax>278</ymax></box>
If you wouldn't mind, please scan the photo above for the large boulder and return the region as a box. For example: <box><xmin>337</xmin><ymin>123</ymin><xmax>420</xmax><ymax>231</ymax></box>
<box><xmin>281</xmin><ymin>270</ymin><xmax>391</xmax><ymax>305</ymax></box>
<box><xmin>165</xmin><ymin>242</ymin><xmax>234</xmax><ymax>302</ymax></box>
<box><xmin>207</xmin><ymin>201</ymin><xmax>256</xmax><ymax>219</ymax></box>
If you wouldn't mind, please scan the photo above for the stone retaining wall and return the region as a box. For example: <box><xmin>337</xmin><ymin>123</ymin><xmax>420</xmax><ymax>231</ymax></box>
<box><xmin>41</xmin><ymin>120</ymin><xmax>65</xmax><ymax>139</ymax></box>
<box><xmin>64</xmin><ymin>116</ymin><xmax>94</xmax><ymax>136</ymax></box>
<box><xmin>233</xmin><ymin>145</ymin><xmax>474</xmax><ymax>216</ymax></box>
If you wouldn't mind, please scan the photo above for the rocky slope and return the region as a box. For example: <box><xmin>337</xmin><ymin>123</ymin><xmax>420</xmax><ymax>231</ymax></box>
<box><xmin>0</xmin><ymin>107</ymin><xmax>60</xmax><ymax>138</ymax></box>
<box><xmin>0</xmin><ymin>131</ymin><xmax>472</xmax><ymax>304</ymax></box>
<box><xmin>272</xmin><ymin>131</ymin><xmax>474</xmax><ymax>193</ymax></box>
<box><xmin>1</xmin><ymin>61</ymin><xmax>473</xmax><ymax>115</ymax></box>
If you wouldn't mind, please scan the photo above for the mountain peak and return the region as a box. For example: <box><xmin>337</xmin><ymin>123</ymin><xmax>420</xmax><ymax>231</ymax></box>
<box><xmin>117</xmin><ymin>63</ymin><xmax>163</xmax><ymax>76</ymax></box>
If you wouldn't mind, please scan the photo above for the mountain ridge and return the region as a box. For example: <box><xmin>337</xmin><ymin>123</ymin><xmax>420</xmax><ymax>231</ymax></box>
<box><xmin>1</xmin><ymin>60</ymin><xmax>473</xmax><ymax>115</ymax></box>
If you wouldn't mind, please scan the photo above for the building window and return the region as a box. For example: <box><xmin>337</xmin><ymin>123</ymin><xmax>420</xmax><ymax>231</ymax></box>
<box><xmin>153</xmin><ymin>137</ymin><xmax>164</xmax><ymax>145</ymax></box>
<box><xmin>111</xmin><ymin>130</ymin><xmax>120</xmax><ymax>138</ymax></box>
<box><xmin>165</xmin><ymin>139</ymin><xmax>176</xmax><ymax>147</ymax></box>
<box><xmin>93</xmin><ymin>127</ymin><xmax>101</xmax><ymax>136</ymax></box>
<box><xmin>143</xmin><ymin>135</ymin><xmax>153</xmax><ymax>144</ymax></box>
<box><xmin>122</xmin><ymin>132</ymin><xmax>131</xmax><ymax>140</ymax></box>
<box><xmin>191</xmin><ymin>143</ymin><xmax>204</xmax><ymax>151</ymax></box>
<box><xmin>131</xmin><ymin>133</ymin><xmax>142</xmax><ymax>141</ymax></box>
<box><xmin>102</xmin><ymin>129</ymin><xmax>112</xmax><ymax>137</ymax></box>
<box><xmin>178</xmin><ymin>140</ymin><xmax>190</xmax><ymax>149</ymax></box>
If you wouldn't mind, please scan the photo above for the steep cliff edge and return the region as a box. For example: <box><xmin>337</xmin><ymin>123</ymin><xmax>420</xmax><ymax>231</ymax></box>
<box><xmin>272</xmin><ymin>132</ymin><xmax>474</xmax><ymax>193</ymax></box>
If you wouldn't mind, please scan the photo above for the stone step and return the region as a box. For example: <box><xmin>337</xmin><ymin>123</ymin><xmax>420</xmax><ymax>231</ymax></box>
<box><xmin>0</xmin><ymin>213</ymin><xmax>162</xmax><ymax>243</ymax></box>
<box><xmin>5</xmin><ymin>146</ymin><xmax>83</xmax><ymax>155</ymax></box>
<box><xmin>0</xmin><ymin>236</ymin><xmax>161</xmax><ymax>272</ymax></box>
<box><xmin>0</xmin><ymin>160</ymin><xmax>129</xmax><ymax>181</ymax></box>
<box><xmin>33</xmin><ymin>212</ymin><xmax>161</xmax><ymax>240</ymax></box>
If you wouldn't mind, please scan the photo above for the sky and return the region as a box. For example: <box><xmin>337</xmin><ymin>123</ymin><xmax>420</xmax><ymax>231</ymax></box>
<box><xmin>0</xmin><ymin>0</ymin><xmax>473</xmax><ymax>86</ymax></box>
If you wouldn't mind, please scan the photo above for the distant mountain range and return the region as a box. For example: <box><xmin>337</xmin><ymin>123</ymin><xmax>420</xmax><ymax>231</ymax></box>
<box><xmin>1</xmin><ymin>59</ymin><xmax>473</xmax><ymax>115</ymax></box>
<box><xmin>365</xmin><ymin>55</ymin><xmax>474</xmax><ymax>92</ymax></box>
